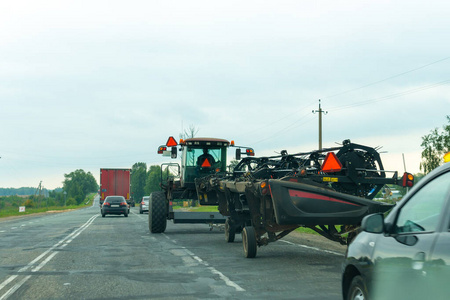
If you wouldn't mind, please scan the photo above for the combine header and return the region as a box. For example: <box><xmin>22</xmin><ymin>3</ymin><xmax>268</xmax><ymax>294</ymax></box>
<box><xmin>195</xmin><ymin>139</ymin><xmax>414</xmax><ymax>258</ymax></box>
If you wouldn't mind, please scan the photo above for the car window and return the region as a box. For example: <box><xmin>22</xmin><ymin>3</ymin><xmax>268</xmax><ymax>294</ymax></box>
<box><xmin>395</xmin><ymin>171</ymin><xmax>450</xmax><ymax>233</ymax></box>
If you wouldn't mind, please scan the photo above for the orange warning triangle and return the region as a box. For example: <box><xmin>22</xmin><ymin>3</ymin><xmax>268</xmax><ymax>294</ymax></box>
<box><xmin>321</xmin><ymin>152</ymin><xmax>342</xmax><ymax>172</ymax></box>
<box><xmin>166</xmin><ymin>136</ymin><xmax>178</xmax><ymax>147</ymax></box>
<box><xmin>201</xmin><ymin>158</ymin><xmax>212</xmax><ymax>168</ymax></box>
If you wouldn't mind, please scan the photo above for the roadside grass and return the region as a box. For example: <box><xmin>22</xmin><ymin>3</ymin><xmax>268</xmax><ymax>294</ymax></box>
<box><xmin>0</xmin><ymin>193</ymin><xmax>96</xmax><ymax>219</ymax></box>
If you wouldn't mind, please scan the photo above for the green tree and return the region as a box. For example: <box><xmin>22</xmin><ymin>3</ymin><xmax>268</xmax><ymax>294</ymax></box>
<box><xmin>420</xmin><ymin>116</ymin><xmax>450</xmax><ymax>174</ymax></box>
<box><xmin>63</xmin><ymin>169</ymin><xmax>98</xmax><ymax>205</ymax></box>
<box><xmin>228</xmin><ymin>159</ymin><xmax>239</xmax><ymax>172</ymax></box>
<box><xmin>131</xmin><ymin>162</ymin><xmax>147</xmax><ymax>203</ymax></box>
<box><xmin>144</xmin><ymin>165</ymin><xmax>162</xmax><ymax>194</ymax></box>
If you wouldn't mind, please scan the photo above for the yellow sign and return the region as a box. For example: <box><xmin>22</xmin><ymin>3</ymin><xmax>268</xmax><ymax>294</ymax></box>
<box><xmin>323</xmin><ymin>177</ymin><xmax>338</xmax><ymax>182</ymax></box>
<box><xmin>444</xmin><ymin>152</ymin><xmax>450</xmax><ymax>163</ymax></box>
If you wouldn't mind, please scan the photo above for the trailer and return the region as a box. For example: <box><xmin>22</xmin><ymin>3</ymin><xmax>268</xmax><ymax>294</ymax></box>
<box><xmin>99</xmin><ymin>168</ymin><xmax>132</xmax><ymax>207</ymax></box>
<box><xmin>194</xmin><ymin>139</ymin><xmax>414</xmax><ymax>258</ymax></box>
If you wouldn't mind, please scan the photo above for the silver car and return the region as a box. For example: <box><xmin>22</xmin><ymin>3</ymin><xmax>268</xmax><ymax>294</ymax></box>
<box><xmin>139</xmin><ymin>196</ymin><xmax>149</xmax><ymax>214</ymax></box>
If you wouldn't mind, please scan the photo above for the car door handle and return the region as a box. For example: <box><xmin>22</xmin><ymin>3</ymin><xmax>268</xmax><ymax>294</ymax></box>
<box><xmin>412</xmin><ymin>251</ymin><xmax>426</xmax><ymax>270</ymax></box>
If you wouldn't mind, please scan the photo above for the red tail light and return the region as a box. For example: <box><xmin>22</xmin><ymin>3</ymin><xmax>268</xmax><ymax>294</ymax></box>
<box><xmin>120</xmin><ymin>201</ymin><xmax>127</xmax><ymax>206</ymax></box>
<box><xmin>103</xmin><ymin>202</ymin><xmax>110</xmax><ymax>206</ymax></box>
<box><xmin>141</xmin><ymin>201</ymin><xmax>145</xmax><ymax>205</ymax></box>
<box><xmin>402</xmin><ymin>172</ymin><xmax>414</xmax><ymax>188</ymax></box>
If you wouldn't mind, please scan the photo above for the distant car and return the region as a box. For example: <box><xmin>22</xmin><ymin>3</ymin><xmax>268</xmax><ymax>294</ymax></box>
<box><xmin>139</xmin><ymin>196</ymin><xmax>149</xmax><ymax>214</ymax></box>
<box><xmin>342</xmin><ymin>162</ymin><xmax>450</xmax><ymax>300</ymax></box>
<box><xmin>101</xmin><ymin>196</ymin><xmax>129</xmax><ymax>217</ymax></box>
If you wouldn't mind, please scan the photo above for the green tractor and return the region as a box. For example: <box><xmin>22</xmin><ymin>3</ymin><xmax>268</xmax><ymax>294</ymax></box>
<box><xmin>148</xmin><ymin>136</ymin><xmax>254</xmax><ymax>233</ymax></box>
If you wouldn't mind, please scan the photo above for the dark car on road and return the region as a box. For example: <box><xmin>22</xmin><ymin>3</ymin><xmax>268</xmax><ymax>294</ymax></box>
<box><xmin>139</xmin><ymin>196</ymin><xmax>149</xmax><ymax>214</ymax></box>
<box><xmin>101</xmin><ymin>195</ymin><xmax>129</xmax><ymax>217</ymax></box>
<box><xmin>342</xmin><ymin>162</ymin><xmax>450</xmax><ymax>300</ymax></box>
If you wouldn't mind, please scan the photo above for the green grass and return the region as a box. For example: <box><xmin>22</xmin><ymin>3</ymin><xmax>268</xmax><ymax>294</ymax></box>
<box><xmin>0</xmin><ymin>193</ymin><xmax>96</xmax><ymax>219</ymax></box>
<box><xmin>295</xmin><ymin>227</ymin><xmax>319</xmax><ymax>235</ymax></box>
<box><xmin>185</xmin><ymin>205</ymin><xmax>219</xmax><ymax>212</ymax></box>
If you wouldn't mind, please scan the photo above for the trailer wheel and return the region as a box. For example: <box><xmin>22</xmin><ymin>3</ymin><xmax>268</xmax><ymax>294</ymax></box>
<box><xmin>148</xmin><ymin>191</ymin><xmax>167</xmax><ymax>233</ymax></box>
<box><xmin>242</xmin><ymin>226</ymin><xmax>257</xmax><ymax>258</ymax></box>
<box><xmin>225</xmin><ymin>218</ymin><xmax>235</xmax><ymax>243</ymax></box>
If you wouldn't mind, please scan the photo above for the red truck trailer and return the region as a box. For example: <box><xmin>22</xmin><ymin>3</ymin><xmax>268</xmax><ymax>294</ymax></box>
<box><xmin>99</xmin><ymin>168</ymin><xmax>132</xmax><ymax>206</ymax></box>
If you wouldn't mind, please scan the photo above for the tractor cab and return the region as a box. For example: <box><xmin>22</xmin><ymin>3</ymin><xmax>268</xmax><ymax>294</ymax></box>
<box><xmin>157</xmin><ymin>136</ymin><xmax>254</xmax><ymax>192</ymax></box>
<box><xmin>180</xmin><ymin>138</ymin><xmax>229</xmax><ymax>188</ymax></box>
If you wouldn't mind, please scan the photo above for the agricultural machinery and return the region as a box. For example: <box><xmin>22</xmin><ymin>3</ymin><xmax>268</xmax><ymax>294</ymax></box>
<box><xmin>194</xmin><ymin>139</ymin><xmax>414</xmax><ymax>258</ymax></box>
<box><xmin>148</xmin><ymin>136</ymin><xmax>254</xmax><ymax>233</ymax></box>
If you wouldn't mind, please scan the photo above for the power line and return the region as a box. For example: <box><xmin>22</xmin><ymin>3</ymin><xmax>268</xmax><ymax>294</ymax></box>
<box><xmin>328</xmin><ymin>79</ymin><xmax>450</xmax><ymax>112</ymax></box>
<box><xmin>323</xmin><ymin>56</ymin><xmax>450</xmax><ymax>99</ymax></box>
<box><xmin>239</xmin><ymin>99</ymin><xmax>317</xmax><ymax>138</ymax></box>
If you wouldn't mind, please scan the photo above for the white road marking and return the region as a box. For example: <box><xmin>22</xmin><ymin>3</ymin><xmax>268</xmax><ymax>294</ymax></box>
<box><xmin>132</xmin><ymin>209</ymin><xmax>243</xmax><ymax>292</ymax></box>
<box><xmin>279</xmin><ymin>240</ymin><xmax>343</xmax><ymax>256</ymax></box>
<box><xmin>161</xmin><ymin>234</ymin><xmax>245</xmax><ymax>292</ymax></box>
<box><xmin>0</xmin><ymin>215</ymin><xmax>98</xmax><ymax>299</ymax></box>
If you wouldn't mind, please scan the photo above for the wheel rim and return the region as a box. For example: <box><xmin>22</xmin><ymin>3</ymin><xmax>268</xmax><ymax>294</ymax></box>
<box><xmin>351</xmin><ymin>287</ymin><xmax>365</xmax><ymax>300</ymax></box>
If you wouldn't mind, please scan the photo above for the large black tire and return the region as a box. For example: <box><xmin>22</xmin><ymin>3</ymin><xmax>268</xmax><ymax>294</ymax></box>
<box><xmin>225</xmin><ymin>218</ymin><xmax>235</xmax><ymax>243</ymax></box>
<box><xmin>148</xmin><ymin>191</ymin><xmax>167</xmax><ymax>233</ymax></box>
<box><xmin>346</xmin><ymin>275</ymin><xmax>369</xmax><ymax>300</ymax></box>
<box><xmin>242</xmin><ymin>226</ymin><xmax>257</xmax><ymax>258</ymax></box>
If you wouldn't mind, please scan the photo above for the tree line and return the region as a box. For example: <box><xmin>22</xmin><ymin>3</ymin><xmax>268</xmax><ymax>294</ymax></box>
<box><xmin>130</xmin><ymin>163</ymin><xmax>163</xmax><ymax>203</ymax></box>
<box><xmin>420</xmin><ymin>115</ymin><xmax>450</xmax><ymax>174</ymax></box>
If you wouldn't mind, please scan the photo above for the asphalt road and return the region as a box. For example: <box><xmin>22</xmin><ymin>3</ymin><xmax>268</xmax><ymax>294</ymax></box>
<box><xmin>0</xmin><ymin>196</ymin><xmax>346</xmax><ymax>299</ymax></box>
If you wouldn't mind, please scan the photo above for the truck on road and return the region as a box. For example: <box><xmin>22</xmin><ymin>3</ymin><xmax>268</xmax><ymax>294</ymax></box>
<box><xmin>99</xmin><ymin>168</ymin><xmax>133</xmax><ymax>208</ymax></box>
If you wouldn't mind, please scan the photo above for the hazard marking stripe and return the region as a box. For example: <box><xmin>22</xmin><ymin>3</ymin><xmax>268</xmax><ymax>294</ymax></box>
<box><xmin>288</xmin><ymin>190</ymin><xmax>360</xmax><ymax>206</ymax></box>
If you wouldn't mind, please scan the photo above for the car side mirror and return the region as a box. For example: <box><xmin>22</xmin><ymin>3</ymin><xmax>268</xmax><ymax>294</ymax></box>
<box><xmin>361</xmin><ymin>213</ymin><xmax>385</xmax><ymax>234</ymax></box>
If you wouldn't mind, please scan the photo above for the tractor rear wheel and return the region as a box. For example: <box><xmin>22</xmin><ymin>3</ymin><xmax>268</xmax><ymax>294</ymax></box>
<box><xmin>148</xmin><ymin>191</ymin><xmax>167</xmax><ymax>233</ymax></box>
<box><xmin>242</xmin><ymin>226</ymin><xmax>257</xmax><ymax>258</ymax></box>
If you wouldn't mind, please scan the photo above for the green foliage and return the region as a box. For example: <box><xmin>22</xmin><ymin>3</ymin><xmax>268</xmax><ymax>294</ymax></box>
<box><xmin>228</xmin><ymin>159</ymin><xmax>239</xmax><ymax>172</ymax></box>
<box><xmin>24</xmin><ymin>199</ymin><xmax>35</xmax><ymax>208</ymax></box>
<box><xmin>145</xmin><ymin>165</ymin><xmax>162</xmax><ymax>194</ymax></box>
<box><xmin>131</xmin><ymin>162</ymin><xmax>147</xmax><ymax>202</ymax></box>
<box><xmin>66</xmin><ymin>197</ymin><xmax>77</xmax><ymax>206</ymax></box>
<box><xmin>63</xmin><ymin>169</ymin><xmax>98</xmax><ymax>205</ymax></box>
<box><xmin>0</xmin><ymin>187</ymin><xmax>39</xmax><ymax>196</ymax></box>
<box><xmin>420</xmin><ymin>115</ymin><xmax>450</xmax><ymax>174</ymax></box>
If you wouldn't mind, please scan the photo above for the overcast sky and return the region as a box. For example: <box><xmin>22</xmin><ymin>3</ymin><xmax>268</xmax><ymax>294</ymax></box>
<box><xmin>1</xmin><ymin>0</ymin><xmax>449</xmax><ymax>189</ymax></box>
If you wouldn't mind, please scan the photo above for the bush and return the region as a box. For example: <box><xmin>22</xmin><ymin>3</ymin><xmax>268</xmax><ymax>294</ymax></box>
<box><xmin>24</xmin><ymin>199</ymin><xmax>35</xmax><ymax>208</ymax></box>
<box><xmin>66</xmin><ymin>197</ymin><xmax>77</xmax><ymax>206</ymax></box>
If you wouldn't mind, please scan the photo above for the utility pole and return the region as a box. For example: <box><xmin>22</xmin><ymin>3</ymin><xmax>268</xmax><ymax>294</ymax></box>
<box><xmin>34</xmin><ymin>181</ymin><xmax>43</xmax><ymax>208</ymax></box>
<box><xmin>312</xmin><ymin>99</ymin><xmax>328</xmax><ymax>150</ymax></box>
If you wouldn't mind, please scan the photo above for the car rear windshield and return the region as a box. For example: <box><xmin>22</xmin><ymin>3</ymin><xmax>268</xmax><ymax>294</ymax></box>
<box><xmin>106</xmin><ymin>196</ymin><xmax>125</xmax><ymax>202</ymax></box>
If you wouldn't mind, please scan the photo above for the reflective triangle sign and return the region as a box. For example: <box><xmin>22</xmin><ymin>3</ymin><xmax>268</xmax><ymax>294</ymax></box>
<box><xmin>321</xmin><ymin>152</ymin><xmax>343</xmax><ymax>172</ymax></box>
<box><xmin>166</xmin><ymin>136</ymin><xmax>178</xmax><ymax>147</ymax></box>
<box><xmin>201</xmin><ymin>158</ymin><xmax>212</xmax><ymax>168</ymax></box>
